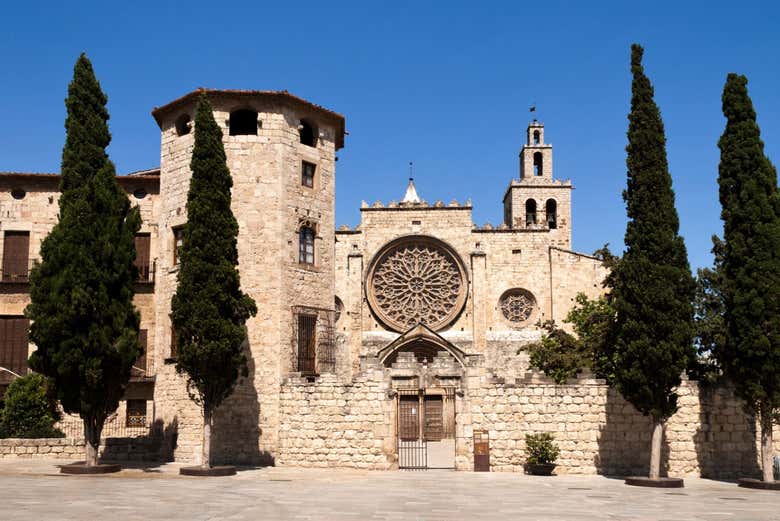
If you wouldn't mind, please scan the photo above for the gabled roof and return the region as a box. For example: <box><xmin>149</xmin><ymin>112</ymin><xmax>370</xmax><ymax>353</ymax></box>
<box><xmin>151</xmin><ymin>88</ymin><xmax>346</xmax><ymax>149</ymax></box>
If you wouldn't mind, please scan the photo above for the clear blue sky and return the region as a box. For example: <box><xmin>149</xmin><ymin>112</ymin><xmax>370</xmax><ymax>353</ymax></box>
<box><xmin>1</xmin><ymin>1</ymin><xmax>778</xmax><ymax>271</ymax></box>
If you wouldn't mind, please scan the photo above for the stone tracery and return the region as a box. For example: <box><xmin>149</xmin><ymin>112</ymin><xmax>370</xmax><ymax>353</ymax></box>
<box><xmin>500</xmin><ymin>288</ymin><xmax>536</xmax><ymax>323</ymax></box>
<box><xmin>367</xmin><ymin>237</ymin><xmax>467</xmax><ymax>331</ymax></box>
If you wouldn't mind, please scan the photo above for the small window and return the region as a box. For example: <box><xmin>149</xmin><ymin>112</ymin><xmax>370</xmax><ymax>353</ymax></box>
<box><xmin>334</xmin><ymin>297</ymin><xmax>344</xmax><ymax>323</ymax></box>
<box><xmin>175</xmin><ymin>114</ymin><xmax>191</xmax><ymax>136</ymax></box>
<box><xmin>299</xmin><ymin>120</ymin><xmax>317</xmax><ymax>147</ymax></box>
<box><xmin>11</xmin><ymin>188</ymin><xmax>25</xmax><ymax>200</ymax></box>
<box><xmin>133</xmin><ymin>188</ymin><xmax>147</xmax><ymax>200</ymax></box>
<box><xmin>2</xmin><ymin>231</ymin><xmax>30</xmax><ymax>282</ymax></box>
<box><xmin>546</xmin><ymin>199</ymin><xmax>557</xmax><ymax>229</ymax></box>
<box><xmin>173</xmin><ymin>227</ymin><xmax>185</xmax><ymax>265</ymax></box>
<box><xmin>533</xmin><ymin>130</ymin><xmax>540</xmax><ymax>145</ymax></box>
<box><xmin>525</xmin><ymin>199</ymin><xmax>537</xmax><ymax>227</ymax></box>
<box><xmin>299</xmin><ymin>226</ymin><xmax>315</xmax><ymax>265</ymax></box>
<box><xmin>229</xmin><ymin>109</ymin><xmax>258</xmax><ymax>136</ymax></box>
<box><xmin>169</xmin><ymin>325</ymin><xmax>178</xmax><ymax>359</ymax></box>
<box><xmin>533</xmin><ymin>152</ymin><xmax>543</xmax><ymax>176</ymax></box>
<box><xmin>134</xmin><ymin>233</ymin><xmax>152</xmax><ymax>282</ymax></box>
<box><xmin>126</xmin><ymin>400</ymin><xmax>147</xmax><ymax>427</ymax></box>
<box><xmin>302</xmin><ymin>161</ymin><xmax>316</xmax><ymax>188</ymax></box>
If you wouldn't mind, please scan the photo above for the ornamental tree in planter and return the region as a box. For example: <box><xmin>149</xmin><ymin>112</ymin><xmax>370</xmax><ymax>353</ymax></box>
<box><xmin>524</xmin><ymin>433</ymin><xmax>560</xmax><ymax>475</ymax></box>
<box><xmin>171</xmin><ymin>94</ymin><xmax>257</xmax><ymax>475</ymax></box>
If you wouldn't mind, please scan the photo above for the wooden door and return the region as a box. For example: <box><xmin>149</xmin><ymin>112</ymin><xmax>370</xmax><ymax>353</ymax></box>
<box><xmin>398</xmin><ymin>395</ymin><xmax>420</xmax><ymax>441</ymax></box>
<box><xmin>134</xmin><ymin>233</ymin><xmax>151</xmax><ymax>281</ymax></box>
<box><xmin>0</xmin><ymin>317</ymin><xmax>29</xmax><ymax>385</ymax></box>
<box><xmin>424</xmin><ymin>396</ymin><xmax>443</xmax><ymax>441</ymax></box>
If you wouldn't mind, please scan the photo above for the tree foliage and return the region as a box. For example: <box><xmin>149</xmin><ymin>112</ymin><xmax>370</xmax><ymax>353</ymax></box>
<box><xmin>715</xmin><ymin>73</ymin><xmax>780</xmax><ymax>422</ymax></box>
<box><xmin>26</xmin><ymin>54</ymin><xmax>141</xmax><ymax>460</ymax></box>
<box><xmin>0</xmin><ymin>374</ymin><xmax>63</xmax><ymax>439</ymax></box>
<box><xmin>690</xmin><ymin>236</ymin><xmax>726</xmax><ymax>382</ymax></box>
<box><xmin>171</xmin><ymin>94</ymin><xmax>257</xmax><ymax>421</ymax></box>
<box><xmin>607</xmin><ymin>44</ymin><xmax>695</xmax><ymax>422</ymax></box>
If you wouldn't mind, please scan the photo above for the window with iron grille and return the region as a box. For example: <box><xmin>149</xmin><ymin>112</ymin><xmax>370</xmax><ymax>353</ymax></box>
<box><xmin>299</xmin><ymin>226</ymin><xmax>315</xmax><ymax>265</ymax></box>
<box><xmin>2</xmin><ymin>231</ymin><xmax>30</xmax><ymax>282</ymax></box>
<box><xmin>126</xmin><ymin>400</ymin><xmax>147</xmax><ymax>427</ymax></box>
<box><xmin>0</xmin><ymin>317</ymin><xmax>29</xmax><ymax>386</ymax></box>
<box><xmin>301</xmin><ymin>161</ymin><xmax>316</xmax><ymax>188</ymax></box>
<box><xmin>297</xmin><ymin>314</ymin><xmax>317</xmax><ymax>374</ymax></box>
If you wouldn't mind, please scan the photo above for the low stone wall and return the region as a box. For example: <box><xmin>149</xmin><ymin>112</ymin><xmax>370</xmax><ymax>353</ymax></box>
<box><xmin>463</xmin><ymin>375</ymin><xmax>780</xmax><ymax>478</ymax></box>
<box><xmin>0</xmin><ymin>436</ymin><xmax>163</xmax><ymax>461</ymax></box>
<box><xmin>277</xmin><ymin>370</ymin><xmax>393</xmax><ymax>469</ymax></box>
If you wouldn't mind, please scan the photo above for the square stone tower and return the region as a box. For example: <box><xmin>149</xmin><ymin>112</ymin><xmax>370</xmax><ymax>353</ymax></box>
<box><xmin>503</xmin><ymin>121</ymin><xmax>572</xmax><ymax>248</ymax></box>
<box><xmin>149</xmin><ymin>89</ymin><xmax>345</xmax><ymax>464</ymax></box>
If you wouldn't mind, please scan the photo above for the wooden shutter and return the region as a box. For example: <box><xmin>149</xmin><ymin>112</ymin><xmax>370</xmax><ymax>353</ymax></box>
<box><xmin>2</xmin><ymin>232</ymin><xmax>30</xmax><ymax>282</ymax></box>
<box><xmin>424</xmin><ymin>396</ymin><xmax>443</xmax><ymax>441</ymax></box>
<box><xmin>134</xmin><ymin>329</ymin><xmax>148</xmax><ymax>374</ymax></box>
<box><xmin>399</xmin><ymin>396</ymin><xmax>420</xmax><ymax>441</ymax></box>
<box><xmin>297</xmin><ymin>315</ymin><xmax>316</xmax><ymax>373</ymax></box>
<box><xmin>134</xmin><ymin>234</ymin><xmax>151</xmax><ymax>281</ymax></box>
<box><xmin>0</xmin><ymin>317</ymin><xmax>29</xmax><ymax>385</ymax></box>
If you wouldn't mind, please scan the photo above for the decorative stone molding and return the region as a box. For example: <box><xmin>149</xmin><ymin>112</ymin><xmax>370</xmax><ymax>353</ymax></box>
<box><xmin>366</xmin><ymin>235</ymin><xmax>468</xmax><ymax>332</ymax></box>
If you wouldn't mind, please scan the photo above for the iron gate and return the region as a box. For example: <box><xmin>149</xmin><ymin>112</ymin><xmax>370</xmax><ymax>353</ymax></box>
<box><xmin>397</xmin><ymin>390</ymin><xmax>427</xmax><ymax>470</ymax></box>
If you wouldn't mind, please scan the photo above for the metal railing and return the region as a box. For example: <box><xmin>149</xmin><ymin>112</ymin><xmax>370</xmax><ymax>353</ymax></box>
<box><xmin>57</xmin><ymin>419</ymin><xmax>155</xmax><ymax>440</ymax></box>
<box><xmin>130</xmin><ymin>355</ymin><xmax>155</xmax><ymax>380</ymax></box>
<box><xmin>0</xmin><ymin>258</ymin><xmax>37</xmax><ymax>283</ymax></box>
<box><xmin>135</xmin><ymin>259</ymin><xmax>156</xmax><ymax>284</ymax></box>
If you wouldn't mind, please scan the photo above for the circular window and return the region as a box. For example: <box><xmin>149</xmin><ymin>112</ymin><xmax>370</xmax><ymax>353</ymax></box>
<box><xmin>499</xmin><ymin>288</ymin><xmax>537</xmax><ymax>325</ymax></box>
<box><xmin>366</xmin><ymin>235</ymin><xmax>467</xmax><ymax>332</ymax></box>
<box><xmin>11</xmin><ymin>188</ymin><xmax>25</xmax><ymax>200</ymax></box>
<box><xmin>334</xmin><ymin>296</ymin><xmax>344</xmax><ymax>323</ymax></box>
<box><xmin>133</xmin><ymin>188</ymin><xmax>147</xmax><ymax>200</ymax></box>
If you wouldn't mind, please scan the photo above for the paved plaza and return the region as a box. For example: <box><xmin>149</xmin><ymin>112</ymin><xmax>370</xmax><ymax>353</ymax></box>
<box><xmin>0</xmin><ymin>459</ymin><xmax>778</xmax><ymax>521</ymax></box>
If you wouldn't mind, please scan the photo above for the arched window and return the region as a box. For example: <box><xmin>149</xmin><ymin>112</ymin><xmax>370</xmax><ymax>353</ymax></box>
<box><xmin>175</xmin><ymin>114</ymin><xmax>191</xmax><ymax>136</ymax></box>
<box><xmin>299</xmin><ymin>226</ymin><xmax>315</xmax><ymax>265</ymax></box>
<box><xmin>533</xmin><ymin>152</ymin><xmax>543</xmax><ymax>176</ymax></box>
<box><xmin>533</xmin><ymin>130</ymin><xmax>540</xmax><ymax>145</ymax></box>
<box><xmin>229</xmin><ymin>109</ymin><xmax>258</xmax><ymax>136</ymax></box>
<box><xmin>546</xmin><ymin>199</ymin><xmax>557</xmax><ymax>229</ymax></box>
<box><xmin>299</xmin><ymin>120</ymin><xmax>317</xmax><ymax>147</ymax></box>
<box><xmin>525</xmin><ymin>199</ymin><xmax>537</xmax><ymax>227</ymax></box>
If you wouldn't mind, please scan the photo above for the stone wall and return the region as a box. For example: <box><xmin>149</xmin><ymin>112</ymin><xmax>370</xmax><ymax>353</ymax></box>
<box><xmin>276</xmin><ymin>371</ymin><xmax>393</xmax><ymax>469</ymax></box>
<box><xmin>462</xmin><ymin>374</ymin><xmax>780</xmax><ymax>478</ymax></box>
<box><xmin>0</xmin><ymin>436</ymin><xmax>163</xmax><ymax>461</ymax></box>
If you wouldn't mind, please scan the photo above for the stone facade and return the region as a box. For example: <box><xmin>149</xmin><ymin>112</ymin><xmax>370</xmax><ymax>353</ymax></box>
<box><xmin>1</xmin><ymin>90</ymin><xmax>774</xmax><ymax>478</ymax></box>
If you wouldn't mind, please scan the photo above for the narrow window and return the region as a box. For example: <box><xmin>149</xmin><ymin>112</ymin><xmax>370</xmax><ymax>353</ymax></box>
<box><xmin>133</xmin><ymin>329</ymin><xmax>148</xmax><ymax>374</ymax></box>
<box><xmin>533</xmin><ymin>130</ymin><xmax>540</xmax><ymax>145</ymax></box>
<box><xmin>229</xmin><ymin>109</ymin><xmax>258</xmax><ymax>136</ymax></box>
<box><xmin>533</xmin><ymin>152</ymin><xmax>543</xmax><ymax>176</ymax></box>
<box><xmin>525</xmin><ymin>199</ymin><xmax>537</xmax><ymax>227</ymax></box>
<box><xmin>299</xmin><ymin>226</ymin><xmax>315</xmax><ymax>265</ymax></box>
<box><xmin>175</xmin><ymin>114</ymin><xmax>191</xmax><ymax>136</ymax></box>
<box><xmin>546</xmin><ymin>199</ymin><xmax>558</xmax><ymax>229</ymax></box>
<box><xmin>2</xmin><ymin>231</ymin><xmax>30</xmax><ymax>282</ymax></box>
<box><xmin>126</xmin><ymin>400</ymin><xmax>147</xmax><ymax>427</ymax></box>
<box><xmin>172</xmin><ymin>227</ymin><xmax>185</xmax><ymax>266</ymax></box>
<box><xmin>299</xmin><ymin>120</ymin><xmax>317</xmax><ymax>147</ymax></box>
<box><xmin>0</xmin><ymin>316</ymin><xmax>30</xmax><ymax>385</ymax></box>
<box><xmin>169</xmin><ymin>325</ymin><xmax>178</xmax><ymax>359</ymax></box>
<box><xmin>134</xmin><ymin>233</ymin><xmax>152</xmax><ymax>282</ymax></box>
<box><xmin>301</xmin><ymin>161</ymin><xmax>316</xmax><ymax>188</ymax></box>
<box><xmin>297</xmin><ymin>314</ymin><xmax>317</xmax><ymax>373</ymax></box>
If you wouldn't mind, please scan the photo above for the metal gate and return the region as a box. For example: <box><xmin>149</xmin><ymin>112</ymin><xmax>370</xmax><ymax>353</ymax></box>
<box><xmin>397</xmin><ymin>390</ymin><xmax>427</xmax><ymax>469</ymax></box>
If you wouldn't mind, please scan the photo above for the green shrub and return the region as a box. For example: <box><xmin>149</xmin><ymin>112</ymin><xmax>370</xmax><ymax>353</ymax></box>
<box><xmin>0</xmin><ymin>374</ymin><xmax>64</xmax><ymax>438</ymax></box>
<box><xmin>525</xmin><ymin>433</ymin><xmax>560</xmax><ymax>465</ymax></box>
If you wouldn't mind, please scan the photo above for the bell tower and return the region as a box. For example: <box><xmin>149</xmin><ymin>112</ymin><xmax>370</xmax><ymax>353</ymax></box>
<box><xmin>502</xmin><ymin>120</ymin><xmax>572</xmax><ymax>248</ymax></box>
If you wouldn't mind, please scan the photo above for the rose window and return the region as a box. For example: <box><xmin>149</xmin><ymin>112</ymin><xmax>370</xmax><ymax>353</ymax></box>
<box><xmin>500</xmin><ymin>289</ymin><xmax>536</xmax><ymax>323</ymax></box>
<box><xmin>367</xmin><ymin>236</ymin><xmax>467</xmax><ymax>332</ymax></box>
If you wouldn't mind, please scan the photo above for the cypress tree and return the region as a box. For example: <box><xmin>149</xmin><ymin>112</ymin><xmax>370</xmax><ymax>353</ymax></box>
<box><xmin>716</xmin><ymin>73</ymin><xmax>780</xmax><ymax>483</ymax></box>
<box><xmin>171</xmin><ymin>94</ymin><xmax>257</xmax><ymax>469</ymax></box>
<box><xmin>608</xmin><ymin>44</ymin><xmax>695</xmax><ymax>480</ymax></box>
<box><xmin>26</xmin><ymin>54</ymin><xmax>141</xmax><ymax>467</ymax></box>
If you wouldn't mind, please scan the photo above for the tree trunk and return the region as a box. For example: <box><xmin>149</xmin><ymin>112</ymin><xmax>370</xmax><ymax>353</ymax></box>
<box><xmin>649</xmin><ymin>417</ymin><xmax>664</xmax><ymax>480</ymax></box>
<box><xmin>83</xmin><ymin>419</ymin><xmax>101</xmax><ymax>467</ymax></box>
<box><xmin>202</xmin><ymin>408</ymin><xmax>211</xmax><ymax>469</ymax></box>
<box><xmin>760</xmin><ymin>408</ymin><xmax>775</xmax><ymax>483</ymax></box>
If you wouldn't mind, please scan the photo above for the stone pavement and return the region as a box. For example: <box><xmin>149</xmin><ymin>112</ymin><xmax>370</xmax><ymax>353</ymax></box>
<box><xmin>0</xmin><ymin>459</ymin><xmax>778</xmax><ymax>521</ymax></box>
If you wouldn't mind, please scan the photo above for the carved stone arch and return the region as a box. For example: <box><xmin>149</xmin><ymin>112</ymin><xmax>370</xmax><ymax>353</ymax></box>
<box><xmin>378</xmin><ymin>323</ymin><xmax>467</xmax><ymax>368</ymax></box>
<box><xmin>365</xmin><ymin>235</ymin><xmax>469</xmax><ymax>332</ymax></box>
